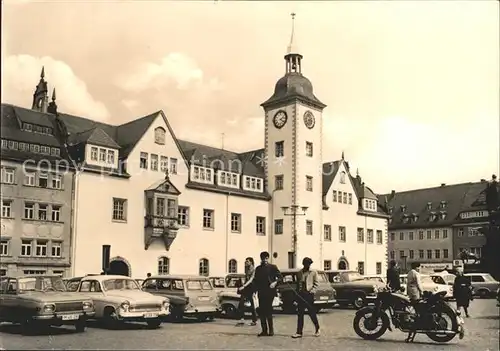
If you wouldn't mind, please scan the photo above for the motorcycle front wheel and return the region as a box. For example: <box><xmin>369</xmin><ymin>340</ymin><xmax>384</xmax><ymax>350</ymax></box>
<box><xmin>425</xmin><ymin>306</ymin><xmax>459</xmax><ymax>343</ymax></box>
<box><xmin>353</xmin><ymin>307</ymin><xmax>390</xmax><ymax>340</ymax></box>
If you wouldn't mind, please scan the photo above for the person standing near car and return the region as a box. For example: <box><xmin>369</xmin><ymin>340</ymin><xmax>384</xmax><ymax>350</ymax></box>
<box><xmin>406</xmin><ymin>262</ymin><xmax>423</xmax><ymax>301</ymax></box>
<box><xmin>235</xmin><ymin>257</ymin><xmax>257</xmax><ymax>326</ymax></box>
<box><xmin>292</xmin><ymin>257</ymin><xmax>320</xmax><ymax>338</ymax></box>
<box><xmin>239</xmin><ymin>251</ymin><xmax>281</xmax><ymax>336</ymax></box>
<box><xmin>453</xmin><ymin>267</ymin><xmax>472</xmax><ymax>317</ymax></box>
<box><xmin>386</xmin><ymin>260</ymin><xmax>401</xmax><ymax>291</ymax></box>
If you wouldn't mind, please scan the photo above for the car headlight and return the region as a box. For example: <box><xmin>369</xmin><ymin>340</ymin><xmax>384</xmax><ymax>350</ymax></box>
<box><xmin>83</xmin><ymin>301</ymin><xmax>93</xmax><ymax>310</ymax></box>
<box><xmin>43</xmin><ymin>303</ymin><xmax>55</xmax><ymax>313</ymax></box>
<box><xmin>373</xmin><ymin>285</ymin><xmax>379</xmax><ymax>292</ymax></box>
<box><xmin>162</xmin><ymin>300</ymin><xmax>169</xmax><ymax>309</ymax></box>
<box><xmin>120</xmin><ymin>300</ymin><xmax>130</xmax><ymax>311</ymax></box>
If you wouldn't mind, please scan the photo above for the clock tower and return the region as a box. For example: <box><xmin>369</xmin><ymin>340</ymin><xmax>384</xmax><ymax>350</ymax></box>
<box><xmin>261</xmin><ymin>13</ymin><xmax>326</xmax><ymax>269</ymax></box>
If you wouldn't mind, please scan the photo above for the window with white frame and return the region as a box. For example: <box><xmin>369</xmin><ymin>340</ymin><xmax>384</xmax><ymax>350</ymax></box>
<box><xmin>1</xmin><ymin>167</ymin><xmax>15</xmax><ymax>184</ymax></box>
<box><xmin>218</xmin><ymin>171</ymin><xmax>239</xmax><ymax>188</ymax></box>
<box><xmin>170</xmin><ymin>158</ymin><xmax>178</xmax><ymax>174</ymax></box>
<box><xmin>199</xmin><ymin>258</ymin><xmax>209</xmax><ymax>276</ymax></box>
<box><xmin>21</xmin><ymin>240</ymin><xmax>32</xmax><ymax>256</ymax></box>
<box><xmin>24</xmin><ymin>203</ymin><xmax>35</xmax><ymax>219</ymax></box>
<box><xmin>339</xmin><ymin>226</ymin><xmax>346</xmax><ymax>242</ymax></box>
<box><xmin>8</xmin><ymin>141</ymin><xmax>18</xmax><ymax>150</ymax></box>
<box><xmin>357</xmin><ymin>228</ymin><xmax>364</xmax><ymax>242</ymax></box>
<box><xmin>177</xmin><ymin>206</ymin><xmax>189</xmax><ymax>226</ymax></box>
<box><xmin>23</xmin><ymin>270</ymin><xmax>46</xmax><ymax>275</ymax></box>
<box><xmin>230</xmin><ymin>213</ymin><xmax>241</xmax><ymax>233</ymax></box>
<box><xmin>306</xmin><ymin>176</ymin><xmax>313</xmax><ymax>191</ymax></box>
<box><xmin>40</xmin><ymin>145</ymin><xmax>51</xmax><ymax>155</ymax></box>
<box><xmin>51</xmin><ymin>147</ymin><xmax>60</xmax><ymax>156</ymax></box>
<box><xmin>0</xmin><ymin>140</ymin><xmax>7</xmax><ymax>148</ymax></box>
<box><xmin>305</xmin><ymin>142</ymin><xmax>313</xmax><ymax>157</ymax></box>
<box><xmin>275</xmin><ymin>141</ymin><xmax>284</xmax><ymax>157</ymax></box>
<box><xmin>243</xmin><ymin>176</ymin><xmax>263</xmax><ymax>192</ymax></box>
<box><xmin>107</xmin><ymin>150</ymin><xmax>115</xmax><ymax>164</ymax></box>
<box><xmin>35</xmin><ymin>241</ymin><xmax>48</xmax><ymax>257</ymax></box>
<box><xmin>154</xmin><ymin>127</ymin><xmax>166</xmax><ymax>145</ymax></box>
<box><xmin>112</xmin><ymin>198</ymin><xmax>127</xmax><ymax>221</ymax></box>
<box><xmin>1</xmin><ymin>200</ymin><xmax>12</xmax><ymax>218</ymax></box>
<box><xmin>256</xmin><ymin>216</ymin><xmax>265</xmax><ymax>235</ymax></box>
<box><xmin>324</xmin><ymin>225</ymin><xmax>332</xmax><ymax>241</ymax></box>
<box><xmin>203</xmin><ymin>209</ymin><xmax>214</xmax><ymax>229</ymax></box>
<box><xmin>228</xmin><ymin>259</ymin><xmax>237</xmax><ymax>273</ymax></box>
<box><xmin>90</xmin><ymin>147</ymin><xmax>98</xmax><ymax>161</ymax></box>
<box><xmin>343</xmin><ymin>192</ymin><xmax>347</xmax><ymax>204</ymax></box>
<box><xmin>332</xmin><ymin>190</ymin><xmax>337</xmax><ymax>202</ymax></box>
<box><xmin>348</xmin><ymin>193</ymin><xmax>353</xmax><ymax>205</ymax></box>
<box><xmin>367</xmin><ymin>229</ymin><xmax>374</xmax><ymax>243</ymax></box>
<box><xmin>0</xmin><ymin>240</ymin><xmax>9</xmax><ymax>256</ymax></box>
<box><xmin>24</xmin><ymin>172</ymin><xmax>35</xmax><ymax>186</ymax></box>
<box><xmin>51</xmin><ymin>174</ymin><xmax>62</xmax><ymax>189</ymax></box>
<box><xmin>158</xmin><ymin>256</ymin><xmax>170</xmax><ymax>275</ymax></box>
<box><xmin>275</xmin><ymin>175</ymin><xmax>283</xmax><ymax>190</ymax></box>
<box><xmin>140</xmin><ymin>152</ymin><xmax>148</xmax><ymax>169</ymax></box>
<box><xmin>323</xmin><ymin>260</ymin><xmax>332</xmax><ymax>271</ymax></box>
<box><xmin>192</xmin><ymin>166</ymin><xmax>213</xmax><ymax>184</ymax></box>
<box><xmin>376</xmin><ymin>262</ymin><xmax>382</xmax><ymax>275</ymax></box>
<box><xmin>51</xmin><ymin>242</ymin><xmax>62</xmax><ymax>257</ymax></box>
<box><xmin>306</xmin><ymin>220</ymin><xmax>313</xmax><ymax>235</ymax></box>
<box><xmin>160</xmin><ymin>156</ymin><xmax>168</xmax><ymax>172</ymax></box>
<box><xmin>376</xmin><ymin>230</ymin><xmax>383</xmax><ymax>244</ymax></box>
<box><xmin>151</xmin><ymin>154</ymin><xmax>158</xmax><ymax>171</ymax></box>
<box><xmin>38</xmin><ymin>204</ymin><xmax>48</xmax><ymax>221</ymax></box>
<box><xmin>51</xmin><ymin>205</ymin><xmax>61</xmax><ymax>222</ymax></box>
<box><xmin>99</xmin><ymin>149</ymin><xmax>106</xmax><ymax>162</ymax></box>
<box><xmin>274</xmin><ymin>219</ymin><xmax>283</xmax><ymax>235</ymax></box>
<box><xmin>38</xmin><ymin>172</ymin><xmax>48</xmax><ymax>188</ymax></box>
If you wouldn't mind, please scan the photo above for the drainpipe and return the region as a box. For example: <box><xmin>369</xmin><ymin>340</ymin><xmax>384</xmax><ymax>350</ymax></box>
<box><xmin>364</xmin><ymin>214</ymin><xmax>368</xmax><ymax>274</ymax></box>
<box><xmin>70</xmin><ymin>170</ymin><xmax>80</xmax><ymax>277</ymax></box>
<box><xmin>269</xmin><ymin>189</ymin><xmax>278</xmax><ymax>264</ymax></box>
<box><xmin>225</xmin><ymin>192</ymin><xmax>230</xmax><ymax>274</ymax></box>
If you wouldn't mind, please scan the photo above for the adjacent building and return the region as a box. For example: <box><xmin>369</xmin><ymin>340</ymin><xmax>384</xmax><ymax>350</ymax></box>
<box><xmin>1</xmin><ymin>20</ymin><xmax>389</xmax><ymax>278</ymax></box>
<box><xmin>0</xmin><ymin>71</ymin><xmax>75</xmax><ymax>276</ymax></box>
<box><xmin>383</xmin><ymin>181</ymin><xmax>489</xmax><ymax>272</ymax></box>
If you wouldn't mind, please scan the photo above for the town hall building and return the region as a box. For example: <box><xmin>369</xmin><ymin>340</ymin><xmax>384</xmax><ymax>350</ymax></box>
<box><xmin>0</xmin><ymin>18</ymin><xmax>389</xmax><ymax>278</ymax></box>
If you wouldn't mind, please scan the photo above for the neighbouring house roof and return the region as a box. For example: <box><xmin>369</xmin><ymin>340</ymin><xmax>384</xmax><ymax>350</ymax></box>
<box><xmin>379</xmin><ymin>181</ymin><xmax>491</xmax><ymax>230</ymax></box>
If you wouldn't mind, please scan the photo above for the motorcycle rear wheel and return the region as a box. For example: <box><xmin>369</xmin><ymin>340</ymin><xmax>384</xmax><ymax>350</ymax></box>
<box><xmin>353</xmin><ymin>308</ymin><xmax>390</xmax><ymax>340</ymax></box>
<box><xmin>425</xmin><ymin>307</ymin><xmax>459</xmax><ymax>343</ymax></box>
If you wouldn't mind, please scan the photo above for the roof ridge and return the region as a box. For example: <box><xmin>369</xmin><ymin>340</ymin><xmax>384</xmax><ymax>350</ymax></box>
<box><xmin>118</xmin><ymin>111</ymin><xmax>160</xmax><ymax>128</ymax></box>
<box><xmin>178</xmin><ymin>139</ymin><xmax>240</xmax><ymax>155</ymax></box>
<box><xmin>382</xmin><ymin>181</ymin><xmax>480</xmax><ymax>196</ymax></box>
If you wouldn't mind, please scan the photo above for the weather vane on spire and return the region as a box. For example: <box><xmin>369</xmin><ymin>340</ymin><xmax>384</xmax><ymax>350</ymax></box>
<box><xmin>287</xmin><ymin>12</ymin><xmax>298</xmax><ymax>54</ymax></box>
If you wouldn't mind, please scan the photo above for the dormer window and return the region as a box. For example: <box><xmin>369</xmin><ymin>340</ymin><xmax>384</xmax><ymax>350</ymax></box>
<box><xmin>440</xmin><ymin>201</ymin><xmax>447</xmax><ymax>209</ymax></box>
<box><xmin>87</xmin><ymin>145</ymin><xmax>117</xmax><ymax>168</ymax></box>
<box><xmin>429</xmin><ymin>211</ymin><xmax>436</xmax><ymax>221</ymax></box>
<box><xmin>440</xmin><ymin>211</ymin><xmax>447</xmax><ymax>220</ymax></box>
<box><xmin>388</xmin><ymin>206</ymin><xmax>393</xmax><ymax>215</ymax></box>
<box><xmin>22</xmin><ymin>123</ymin><xmax>33</xmax><ymax>131</ymax></box>
<box><xmin>400</xmin><ymin>205</ymin><xmax>406</xmax><ymax>213</ymax></box>
<box><xmin>412</xmin><ymin>213</ymin><xmax>419</xmax><ymax>222</ymax></box>
<box><xmin>363</xmin><ymin>199</ymin><xmax>377</xmax><ymax>211</ymax></box>
<box><xmin>218</xmin><ymin>171</ymin><xmax>239</xmax><ymax>188</ymax></box>
<box><xmin>154</xmin><ymin>127</ymin><xmax>166</xmax><ymax>145</ymax></box>
<box><xmin>427</xmin><ymin>202</ymin><xmax>432</xmax><ymax>210</ymax></box>
<box><xmin>191</xmin><ymin>165</ymin><xmax>213</xmax><ymax>184</ymax></box>
<box><xmin>243</xmin><ymin>176</ymin><xmax>263</xmax><ymax>192</ymax></box>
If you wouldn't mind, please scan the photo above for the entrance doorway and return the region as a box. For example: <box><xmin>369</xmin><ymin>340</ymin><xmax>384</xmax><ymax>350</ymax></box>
<box><xmin>338</xmin><ymin>259</ymin><xmax>348</xmax><ymax>270</ymax></box>
<box><xmin>109</xmin><ymin>259</ymin><xmax>130</xmax><ymax>276</ymax></box>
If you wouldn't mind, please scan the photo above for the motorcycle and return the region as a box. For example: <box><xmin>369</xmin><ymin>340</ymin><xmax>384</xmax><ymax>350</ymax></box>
<box><xmin>353</xmin><ymin>287</ymin><xmax>465</xmax><ymax>343</ymax></box>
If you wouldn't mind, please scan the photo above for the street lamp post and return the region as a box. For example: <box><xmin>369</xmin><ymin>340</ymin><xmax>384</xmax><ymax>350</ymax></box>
<box><xmin>281</xmin><ymin>205</ymin><xmax>308</xmax><ymax>268</ymax></box>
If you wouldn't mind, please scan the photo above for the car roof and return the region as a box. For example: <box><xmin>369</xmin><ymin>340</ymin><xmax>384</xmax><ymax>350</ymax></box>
<box><xmin>81</xmin><ymin>275</ymin><xmax>137</xmax><ymax>282</ymax></box>
<box><xmin>324</xmin><ymin>270</ymin><xmax>358</xmax><ymax>273</ymax></box>
<box><xmin>280</xmin><ymin>269</ymin><xmax>326</xmax><ymax>274</ymax></box>
<box><xmin>4</xmin><ymin>275</ymin><xmax>64</xmax><ymax>279</ymax></box>
<box><xmin>146</xmin><ymin>275</ymin><xmax>210</xmax><ymax>280</ymax></box>
<box><xmin>464</xmin><ymin>273</ymin><xmax>488</xmax><ymax>276</ymax></box>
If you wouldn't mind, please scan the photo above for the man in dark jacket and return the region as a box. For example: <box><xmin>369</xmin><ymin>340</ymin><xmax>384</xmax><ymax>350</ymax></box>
<box><xmin>239</xmin><ymin>251</ymin><xmax>281</xmax><ymax>336</ymax></box>
<box><xmin>386</xmin><ymin>260</ymin><xmax>401</xmax><ymax>291</ymax></box>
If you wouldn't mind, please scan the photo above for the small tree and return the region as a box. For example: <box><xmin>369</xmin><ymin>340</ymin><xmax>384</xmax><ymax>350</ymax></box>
<box><xmin>482</xmin><ymin>175</ymin><xmax>500</xmax><ymax>280</ymax></box>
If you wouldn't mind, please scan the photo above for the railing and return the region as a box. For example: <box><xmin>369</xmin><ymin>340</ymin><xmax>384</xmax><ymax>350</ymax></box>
<box><xmin>144</xmin><ymin>215</ymin><xmax>179</xmax><ymax>231</ymax></box>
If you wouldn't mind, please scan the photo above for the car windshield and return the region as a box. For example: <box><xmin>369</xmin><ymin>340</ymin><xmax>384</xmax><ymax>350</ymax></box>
<box><xmin>186</xmin><ymin>280</ymin><xmax>212</xmax><ymax>290</ymax></box>
<box><xmin>482</xmin><ymin>274</ymin><xmax>496</xmax><ymax>282</ymax></box>
<box><xmin>18</xmin><ymin>276</ymin><xmax>67</xmax><ymax>292</ymax></box>
<box><xmin>102</xmin><ymin>278</ymin><xmax>140</xmax><ymax>291</ymax></box>
<box><xmin>226</xmin><ymin>277</ymin><xmax>243</xmax><ymax>288</ymax></box>
<box><xmin>421</xmin><ymin>276</ymin><xmax>433</xmax><ymax>284</ymax></box>
<box><xmin>212</xmin><ymin>278</ymin><xmax>225</xmax><ymax>288</ymax></box>
<box><xmin>344</xmin><ymin>272</ymin><xmax>364</xmax><ymax>282</ymax></box>
<box><xmin>431</xmin><ymin>276</ymin><xmax>446</xmax><ymax>284</ymax></box>
<box><xmin>317</xmin><ymin>273</ymin><xmax>328</xmax><ymax>282</ymax></box>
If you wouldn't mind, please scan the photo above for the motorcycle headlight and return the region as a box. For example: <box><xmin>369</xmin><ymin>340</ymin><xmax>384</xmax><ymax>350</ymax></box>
<box><xmin>120</xmin><ymin>300</ymin><xmax>130</xmax><ymax>311</ymax></box>
<box><xmin>43</xmin><ymin>303</ymin><xmax>55</xmax><ymax>313</ymax></box>
<box><xmin>433</xmin><ymin>286</ymin><xmax>439</xmax><ymax>292</ymax></box>
<box><xmin>373</xmin><ymin>285</ymin><xmax>378</xmax><ymax>292</ymax></box>
<box><xmin>83</xmin><ymin>301</ymin><xmax>93</xmax><ymax>310</ymax></box>
<box><xmin>162</xmin><ymin>300</ymin><xmax>169</xmax><ymax>310</ymax></box>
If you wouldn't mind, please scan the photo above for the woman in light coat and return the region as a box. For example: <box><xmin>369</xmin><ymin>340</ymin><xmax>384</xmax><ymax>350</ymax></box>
<box><xmin>406</xmin><ymin>262</ymin><xmax>423</xmax><ymax>302</ymax></box>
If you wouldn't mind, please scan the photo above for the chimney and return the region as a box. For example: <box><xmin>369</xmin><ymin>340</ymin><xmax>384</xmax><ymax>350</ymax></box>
<box><xmin>441</xmin><ymin>183</ymin><xmax>446</xmax><ymax>187</ymax></box>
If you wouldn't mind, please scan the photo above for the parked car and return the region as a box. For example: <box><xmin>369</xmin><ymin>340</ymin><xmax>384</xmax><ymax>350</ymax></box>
<box><xmin>0</xmin><ymin>275</ymin><xmax>95</xmax><ymax>335</ymax></box>
<box><xmin>324</xmin><ymin>270</ymin><xmax>384</xmax><ymax>309</ymax></box>
<box><xmin>278</xmin><ymin>269</ymin><xmax>336</xmax><ymax>313</ymax></box>
<box><xmin>399</xmin><ymin>274</ymin><xmax>453</xmax><ymax>299</ymax></box>
<box><xmin>430</xmin><ymin>272</ymin><xmax>456</xmax><ymax>286</ymax></box>
<box><xmin>363</xmin><ymin>275</ymin><xmax>387</xmax><ymax>285</ymax></box>
<box><xmin>208</xmin><ymin>276</ymin><xmax>227</xmax><ymax>294</ymax></box>
<box><xmin>76</xmin><ymin>275</ymin><xmax>169</xmax><ymax>329</ymax></box>
<box><xmin>135</xmin><ymin>279</ymin><xmax>145</xmax><ymax>288</ymax></box>
<box><xmin>143</xmin><ymin>275</ymin><xmax>219</xmax><ymax>321</ymax></box>
<box><xmin>465</xmin><ymin>273</ymin><xmax>500</xmax><ymax>298</ymax></box>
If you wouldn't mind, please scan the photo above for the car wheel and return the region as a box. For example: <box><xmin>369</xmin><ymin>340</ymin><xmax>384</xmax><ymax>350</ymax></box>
<box><xmin>477</xmin><ymin>289</ymin><xmax>490</xmax><ymax>298</ymax></box>
<box><xmin>196</xmin><ymin>315</ymin><xmax>209</xmax><ymax>322</ymax></box>
<box><xmin>352</xmin><ymin>294</ymin><xmax>366</xmax><ymax>310</ymax></box>
<box><xmin>104</xmin><ymin>307</ymin><xmax>120</xmax><ymax>329</ymax></box>
<box><xmin>146</xmin><ymin>319</ymin><xmax>162</xmax><ymax>329</ymax></box>
<box><xmin>222</xmin><ymin>304</ymin><xmax>237</xmax><ymax>319</ymax></box>
<box><xmin>75</xmin><ymin>319</ymin><xmax>86</xmax><ymax>333</ymax></box>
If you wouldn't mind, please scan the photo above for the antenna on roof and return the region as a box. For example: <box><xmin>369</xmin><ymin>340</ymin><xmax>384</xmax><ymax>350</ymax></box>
<box><xmin>221</xmin><ymin>133</ymin><xmax>225</xmax><ymax>150</ymax></box>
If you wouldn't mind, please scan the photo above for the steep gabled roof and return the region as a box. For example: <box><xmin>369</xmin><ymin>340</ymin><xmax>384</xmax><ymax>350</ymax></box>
<box><xmin>68</xmin><ymin>127</ymin><xmax>120</xmax><ymax>149</ymax></box>
<box><xmin>115</xmin><ymin>112</ymin><xmax>158</xmax><ymax>158</ymax></box>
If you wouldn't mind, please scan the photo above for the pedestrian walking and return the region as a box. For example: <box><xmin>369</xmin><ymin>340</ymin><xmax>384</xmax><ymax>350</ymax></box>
<box><xmin>239</xmin><ymin>251</ymin><xmax>281</xmax><ymax>336</ymax></box>
<box><xmin>386</xmin><ymin>260</ymin><xmax>401</xmax><ymax>291</ymax></box>
<box><xmin>235</xmin><ymin>257</ymin><xmax>258</xmax><ymax>326</ymax></box>
<box><xmin>291</xmin><ymin>257</ymin><xmax>320</xmax><ymax>338</ymax></box>
<box><xmin>453</xmin><ymin>267</ymin><xmax>472</xmax><ymax>317</ymax></box>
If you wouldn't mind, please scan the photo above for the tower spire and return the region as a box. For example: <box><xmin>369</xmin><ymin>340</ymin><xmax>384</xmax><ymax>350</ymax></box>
<box><xmin>284</xmin><ymin>12</ymin><xmax>303</xmax><ymax>75</ymax></box>
<box><xmin>52</xmin><ymin>87</ymin><xmax>56</xmax><ymax>101</ymax></box>
<box><xmin>287</xmin><ymin>12</ymin><xmax>298</xmax><ymax>55</ymax></box>
<box><xmin>40</xmin><ymin>66</ymin><xmax>45</xmax><ymax>79</ymax></box>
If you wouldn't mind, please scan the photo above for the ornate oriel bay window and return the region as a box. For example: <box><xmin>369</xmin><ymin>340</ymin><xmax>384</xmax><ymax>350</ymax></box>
<box><xmin>144</xmin><ymin>172</ymin><xmax>181</xmax><ymax>250</ymax></box>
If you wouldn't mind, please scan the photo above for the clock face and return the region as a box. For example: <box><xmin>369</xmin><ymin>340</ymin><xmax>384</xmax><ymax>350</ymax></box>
<box><xmin>304</xmin><ymin>111</ymin><xmax>315</xmax><ymax>129</ymax></box>
<box><xmin>273</xmin><ymin>110</ymin><xmax>287</xmax><ymax>129</ymax></box>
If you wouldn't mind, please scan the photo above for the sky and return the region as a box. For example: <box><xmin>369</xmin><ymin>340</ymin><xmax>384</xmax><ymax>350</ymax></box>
<box><xmin>2</xmin><ymin>0</ymin><xmax>499</xmax><ymax>193</ymax></box>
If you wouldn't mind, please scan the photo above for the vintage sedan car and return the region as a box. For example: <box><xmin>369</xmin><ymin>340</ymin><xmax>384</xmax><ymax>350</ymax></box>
<box><xmin>325</xmin><ymin>270</ymin><xmax>384</xmax><ymax>309</ymax></box>
<box><xmin>278</xmin><ymin>269</ymin><xmax>336</xmax><ymax>313</ymax></box>
<box><xmin>465</xmin><ymin>273</ymin><xmax>500</xmax><ymax>298</ymax></box>
<box><xmin>0</xmin><ymin>275</ymin><xmax>94</xmax><ymax>334</ymax></box>
<box><xmin>143</xmin><ymin>275</ymin><xmax>219</xmax><ymax>321</ymax></box>
<box><xmin>363</xmin><ymin>275</ymin><xmax>387</xmax><ymax>285</ymax></box>
<box><xmin>76</xmin><ymin>275</ymin><xmax>170</xmax><ymax>329</ymax></box>
<box><xmin>399</xmin><ymin>274</ymin><xmax>453</xmax><ymax>299</ymax></box>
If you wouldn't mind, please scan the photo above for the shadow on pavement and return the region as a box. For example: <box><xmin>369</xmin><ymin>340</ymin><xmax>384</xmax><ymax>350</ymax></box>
<box><xmin>0</xmin><ymin>323</ymin><xmax>75</xmax><ymax>336</ymax></box>
<box><xmin>336</xmin><ymin>336</ymin><xmax>464</xmax><ymax>346</ymax></box>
